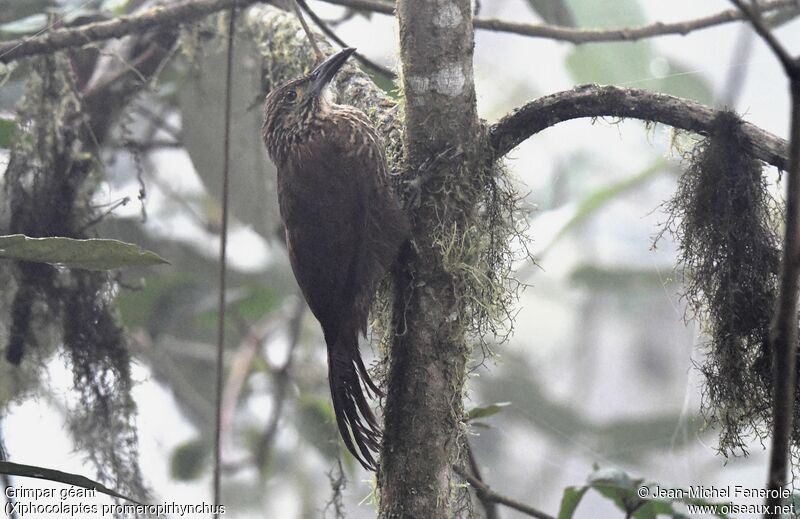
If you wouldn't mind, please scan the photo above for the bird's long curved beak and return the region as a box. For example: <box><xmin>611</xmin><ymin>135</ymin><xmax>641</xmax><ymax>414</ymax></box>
<box><xmin>309</xmin><ymin>47</ymin><xmax>356</xmax><ymax>96</ymax></box>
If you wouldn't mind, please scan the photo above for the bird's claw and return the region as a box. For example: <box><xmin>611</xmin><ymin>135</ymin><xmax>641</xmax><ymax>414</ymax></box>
<box><xmin>400</xmin><ymin>145</ymin><xmax>464</xmax><ymax>212</ymax></box>
<box><xmin>402</xmin><ymin>175</ymin><xmax>424</xmax><ymax>211</ymax></box>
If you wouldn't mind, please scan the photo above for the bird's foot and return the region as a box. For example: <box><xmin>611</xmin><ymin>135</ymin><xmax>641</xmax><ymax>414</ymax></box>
<box><xmin>400</xmin><ymin>145</ymin><xmax>464</xmax><ymax>211</ymax></box>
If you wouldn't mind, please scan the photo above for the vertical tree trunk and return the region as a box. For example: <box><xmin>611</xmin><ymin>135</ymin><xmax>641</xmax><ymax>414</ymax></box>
<box><xmin>764</xmin><ymin>76</ymin><xmax>800</xmax><ymax>519</ymax></box>
<box><xmin>378</xmin><ymin>0</ymin><xmax>481</xmax><ymax>515</ymax></box>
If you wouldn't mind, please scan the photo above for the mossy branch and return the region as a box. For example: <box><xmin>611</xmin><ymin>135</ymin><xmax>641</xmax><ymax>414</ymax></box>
<box><xmin>490</xmin><ymin>84</ymin><xmax>790</xmax><ymax>171</ymax></box>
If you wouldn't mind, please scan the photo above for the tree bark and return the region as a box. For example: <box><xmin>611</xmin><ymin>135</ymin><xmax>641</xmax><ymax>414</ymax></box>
<box><xmin>378</xmin><ymin>0</ymin><xmax>481</xmax><ymax>516</ymax></box>
<box><xmin>765</xmin><ymin>77</ymin><xmax>800</xmax><ymax>517</ymax></box>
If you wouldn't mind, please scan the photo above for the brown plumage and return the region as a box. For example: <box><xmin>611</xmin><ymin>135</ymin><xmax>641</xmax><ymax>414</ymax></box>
<box><xmin>261</xmin><ymin>48</ymin><xmax>409</xmax><ymax>470</ymax></box>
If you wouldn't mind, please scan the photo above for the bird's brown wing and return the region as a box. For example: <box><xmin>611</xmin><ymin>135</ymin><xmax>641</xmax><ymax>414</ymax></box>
<box><xmin>333</xmin><ymin>108</ymin><xmax>411</xmax><ymax>331</ymax></box>
<box><xmin>277</xmin><ymin>131</ymin><xmax>384</xmax><ymax>469</ymax></box>
<box><xmin>278</xmin><ymin>138</ymin><xmax>363</xmax><ymax>329</ymax></box>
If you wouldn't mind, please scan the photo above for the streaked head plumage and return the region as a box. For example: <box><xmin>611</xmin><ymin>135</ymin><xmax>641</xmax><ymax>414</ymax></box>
<box><xmin>262</xmin><ymin>48</ymin><xmax>357</xmax><ymax>163</ymax></box>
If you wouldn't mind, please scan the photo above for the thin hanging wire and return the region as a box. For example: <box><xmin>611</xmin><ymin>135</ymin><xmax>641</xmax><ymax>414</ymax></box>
<box><xmin>213</xmin><ymin>5</ymin><xmax>236</xmax><ymax>518</ymax></box>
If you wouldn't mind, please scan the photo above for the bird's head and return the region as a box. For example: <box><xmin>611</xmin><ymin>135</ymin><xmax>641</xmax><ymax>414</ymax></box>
<box><xmin>262</xmin><ymin>47</ymin><xmax>356</xmax><ymax>162</ymax></box>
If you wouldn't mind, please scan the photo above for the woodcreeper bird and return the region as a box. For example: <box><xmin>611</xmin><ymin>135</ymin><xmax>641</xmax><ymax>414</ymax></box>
<box><xmin>261</xmin><ymin>48</ymin><xmax>409</xmax><ymax>470</ymax></box>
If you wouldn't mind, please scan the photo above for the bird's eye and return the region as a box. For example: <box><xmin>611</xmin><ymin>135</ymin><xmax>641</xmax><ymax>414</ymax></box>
<box><xmin>285</xmin><ymin>89</ymin><xmax>298</xmax><ymax>103</ymax></box>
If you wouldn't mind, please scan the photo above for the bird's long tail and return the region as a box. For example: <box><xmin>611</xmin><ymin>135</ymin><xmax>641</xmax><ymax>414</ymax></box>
<box><xmin>326</xmin><ymin>319</ymin><xmax>383</xmax><ymax>471</ymax></box>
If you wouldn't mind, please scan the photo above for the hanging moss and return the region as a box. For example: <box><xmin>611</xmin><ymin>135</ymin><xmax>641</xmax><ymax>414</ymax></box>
<box><xmin>2</xmin><ymin>54</ymin><xmax>146</xmax><ymax>499</ymax></box>
<box><xmin>662</xmin><ymin>110</ymin><xmax>784</xmax><ymax>456</ymax></box>
<box><xmin>62</xmin><ymin>271</ymin><xmax>146</xmax><ymax>499</ymax></box>
<box><xmin>3</xmin><ymin>52</ymin><xmax>82</xmax><ymax>365</ymax></box>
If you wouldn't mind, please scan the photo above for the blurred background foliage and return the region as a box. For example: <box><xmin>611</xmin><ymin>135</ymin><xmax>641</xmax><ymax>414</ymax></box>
<box><xmin>0</xmin><ymin>0</ymin><xmax>798</xmax><ymax>517</ymax></box>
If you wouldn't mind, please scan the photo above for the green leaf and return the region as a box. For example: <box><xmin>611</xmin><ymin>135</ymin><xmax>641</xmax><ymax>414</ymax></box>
<box><xmin>565</xmin><ymin>0</ymin><xmax>713</xmax><ymax>104</ymax></box>
<box><xmin>470</xmin><ymin>422</ymin><xmax>491</xmax><ymax>429</ymax></box>
<box><xmin>588</xmin><ymin>467</ymin><xmax>643</xmax><ymax>513</ymax></box>
<box><xmin>565</xmin><ymin>0</ymin><xmax>647</xmax><ymax>87</ymax></box>
<box><xmin>658</xmin><ymin>58</ymin><xmax>715</xmax><ymax>105</ymax></box>
<box><xmin>0</xmin><ymin>234</ymin><xmax>169</xmax><ymax>271</ymax></box>
<box><xmin>294</xmin><ymin>394</ymin><xmax>340</xmax><ymax>461</ymax></box>
<box><xmin>540</xmin><ymin>160</ymin><xmax>665</xmax><ymax>255</ymax></box>
<box><xmin>569</xmin><ymin>0</ymin><xmax>645</xmax><ymax>27</ymax></box>
<box><xmin>525</xmin><ymin>0</ymin><xmax>575</xmax><ymax>26</ymax></box>
<box><xmin>229</xmin><ymin>285</ymin><xmax>280</xmax><ymax>322</ymax></box>
<box><xmin>567</xmin><ymin>40</ymin><xmax>713</xmax><ymax>105</ymax></box>
<box><xmin>0</xmin><ymin>116</ymin><xmax>15</xmax><ymax>148</ymax></box>
<box><xmin>169</xmin><ymin>438</ymin><xmax>209</xmax><ymax>481</ymax></box>
<box><xmin>466</xmin><ymin>401</ymin><xmax>511</xmax><ymax>421</ymax></box>
<box><xmin>292</xmin><ymin>394</ymin><xmax>357</xmax><ymax>473</ymax></box>
<box><xmin>584</xmin><ymin>467</ymin><xmax>731</xmax><ymax>519</ymax></box>
<box><xmin>0</xmin><ymin>14</ymin><xmax>47</xmax><ymax>35</ymax></box>
<box><xmin>0</xmin><ymin>460</ymin><xmax>143</xmax><ymax>505</ymax></box>
<box><xmin>632</xmin><ymin>500</ymin><xmax>675</xmax><ymax>519</ymax></box>
<box><xmin>197</xmin><ymin>285</ymin><xmax>280</xmax><ymax>327</ymax></box>
<box><xmin>363</xmin><ymin>65</ymin><xmax>399</xmax><ymax>99</ymax></box>
<box><xmin>557</xmin><ymin>486</ymin><xmax>589</xmax><ymax>519</ymax></box>
<box><xmin>569</xmin><ymin>265</ymin><xmax>673</xmax><ymax>294</ymax></box>
<box><xmin>0</xmin><ymin>1</ymin><xmax>55</xmax><ymax>26</ymax></box>
<box><xmin>101</xmin><ymin>0</ymin><xmax>130</xmax><ymax>15</ymax></box>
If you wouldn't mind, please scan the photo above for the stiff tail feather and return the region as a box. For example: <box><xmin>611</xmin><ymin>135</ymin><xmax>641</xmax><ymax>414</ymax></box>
<box><xmin>326</xmin><ymin>322</ymin><xmax>382</xmax><ymax>471</ymax></box>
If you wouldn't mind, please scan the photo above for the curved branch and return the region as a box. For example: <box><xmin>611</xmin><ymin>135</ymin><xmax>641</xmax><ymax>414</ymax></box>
<box><xmin>2</xmin><ymin>0</ymin><xmax>798</xmax><ymax>64</ymax></box>
<box><xmin>489</xmin><ymin>84</ymin><xmax>790</xmax><ymax>170</ymax></box>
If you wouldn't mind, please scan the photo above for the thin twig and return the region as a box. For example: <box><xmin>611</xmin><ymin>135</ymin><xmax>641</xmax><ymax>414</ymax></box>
<box><xmin>297</xmin><ymin>0</ymin><xmax>396</xmax><ymax>79</ymax></box>
<box><xmin>79</xmin><ymin>41</ymin><xmax>160</xmax><ymax>98</ymax></box>
<box><xmin>729</xmin><ymin>0</ymin><xmax>799</xmax><ymax>77</ymax></box>
<box><xmin>77</xmin><ymin>197</ymin><xmax>131</xmax><ymax>233</ymax></box>
<box><xmin>728</xmin><ymin>4</ymin><xmax>800</xmax><ymax>518</ymax></box>
<box><xmin>323</xmin><ymin>458</ymin><xmax>347</xmax><ymax>519</ymax></box>
<box><xmin>130</xmin><ymin>331</ymin><xmax>219</xmax><ymax>423</ymax></box>
<box><xmin>254</xmin><ymin>298</ymin><xmax>306</xmax><ymax>470</ymax></box>
<box><xmin>320</xmin><ymin>0</ymin><xmax>799</xmax><ymax>43</ymax></box>
<box><xmin>290</xmin><ymin>0</ymin><xmax>323</xmax><ymax>61</ymax></box>
<box><xmin>764</xmin><ymin>80</ymin><xmax>800</xmax><ymax>519</ymax></box>
<box><xmin>465</xmin><ymin>440</ymin><xmax>499</xmax><ymax>519</ymax></box>
<box><xmin>111</xmin><ymin>138</ymin><xmax>183</xmax><ymax>150</ymax></box>
<box><xmin>2</xmin><ymin>0</ymin><xmax>798</xmax><ymax>63</ymax></box>
<box><xmin>134</xmin><ymin>103</ymin><xmax>182</xmax><ymax>142</ymax></box>
<box><xmin>219</xmin><ymin>313</ymin><xmax>282</xmax><ymax>454</ymax></box>
<box><xmin>213</xmin><ymin>5</ymin><xmax>236</xmax><ymax>518</ymax></box>
<box><xmin>454</xmin><ymin>466</ymin><xmax>555</xmax><ymax>519</ymax></box>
